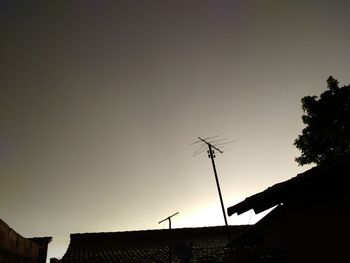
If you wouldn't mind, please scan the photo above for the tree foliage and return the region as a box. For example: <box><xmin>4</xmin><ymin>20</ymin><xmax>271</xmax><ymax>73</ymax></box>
<box><xmin>294</xmin><ymin>76</ymin><xmax>350</xmax><ymax>166</ymax></box>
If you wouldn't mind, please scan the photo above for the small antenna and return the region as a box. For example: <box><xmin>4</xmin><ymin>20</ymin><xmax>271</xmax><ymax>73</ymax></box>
<box><xmin>158</xmin><ymin>212</ymin><xmax>179</xmax><ymax>263</ymax></box>
<box><xmin>158</xmin><ymin>212</ymin><xmax>179</xmax><ymax>230</ymax></box>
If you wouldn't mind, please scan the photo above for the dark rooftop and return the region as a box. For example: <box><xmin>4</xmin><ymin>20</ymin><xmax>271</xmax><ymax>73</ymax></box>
<box><xmin>227</xmin><ymin>156</ymin><xmax>350</xmax><ymax>216</ymax></box>
<box><xmin>62</xmin><ymin>225</ymin><xmax>250</xmax><ymax>263</ymax></box>
<box><xmin>28</xmin><ymin>237</ymin><xmax>52</xmax><ymax>247</ymax></box>
<box><xmin>0</xmin><ymin>218</ymin><xmax>52</xmax><ymax>263</ymax></box>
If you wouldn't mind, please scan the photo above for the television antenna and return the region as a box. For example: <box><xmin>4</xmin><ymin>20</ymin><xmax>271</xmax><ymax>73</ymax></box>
<box><xmin>192</xmin><ymin>136</ymin><xmax>236</xmax><ymax>242</ymax></box>
<box><xmin>158</xmin><ymin>212</ymin><xmax>179</xmax><ymax>230</ymax></box>
<box><xmin>158</xmin><ymin>212</ymin><xmax>179</xmax><ymax>263</ymax></box>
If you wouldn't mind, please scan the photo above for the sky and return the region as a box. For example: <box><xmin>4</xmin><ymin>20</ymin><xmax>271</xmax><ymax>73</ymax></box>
<box><xmin>1</xmin><ymin>0</ymin><xmax>350</xmax><ymax>261</ymax></box>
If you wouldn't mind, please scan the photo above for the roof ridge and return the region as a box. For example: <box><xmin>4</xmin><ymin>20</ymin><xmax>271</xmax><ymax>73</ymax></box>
<box><xmin>227</xmin><ymin>156</ymin><xmax>350</xmax><ymax>216</ymax></box>
<box><xmin>70</xmin><ymin>224</ymin><xmax>250</xmax><ymax>237</ymax></box>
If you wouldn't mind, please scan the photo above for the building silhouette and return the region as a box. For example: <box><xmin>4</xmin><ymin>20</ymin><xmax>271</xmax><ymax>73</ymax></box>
<box><xmin>0</xmin><ymin>219</ymin><xmax>51</xmax><ymax>263</ymax></box>
<box><xmin>226</xmin><ymin>156</ymin><xmax>350</xmax><ymax>263</ymax></box>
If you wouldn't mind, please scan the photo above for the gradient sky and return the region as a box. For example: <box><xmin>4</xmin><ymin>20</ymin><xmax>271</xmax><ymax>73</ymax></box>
<box><xmin>1</xmin><ymin>0</ymin><xmax>350</xmax><ymax>261</ymax></box>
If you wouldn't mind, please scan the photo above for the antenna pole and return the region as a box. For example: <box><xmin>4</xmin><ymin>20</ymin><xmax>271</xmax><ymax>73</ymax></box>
<box><xmin>208</xmin><ymin>144</ymin><xmax>229</xmax><ymax>228</ymax></box>
<box><xmin>158</xmin><ymin>212</ymin><xmax>179</xmax><ymax>229</ymax></box>
<box><xmin>195</xmin><ymin>137</ymin><xmax>232</xmax><ymax>243</ymax></box>
<box><xmin>158</xmin><ymin>212</ymin><xmax>179</xmax><ymax>263</ymax></box>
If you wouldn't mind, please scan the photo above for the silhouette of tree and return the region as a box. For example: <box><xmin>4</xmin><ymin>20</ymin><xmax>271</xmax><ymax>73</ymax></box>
<box><xmin>294</xmin><ymin>76</ymin><xmax>350</xmax><ymax>166</ymax></box>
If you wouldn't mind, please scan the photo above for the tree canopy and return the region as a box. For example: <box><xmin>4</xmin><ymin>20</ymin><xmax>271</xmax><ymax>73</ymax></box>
<box><xmin>294</xmin><ymin>76</ymin><xmax>350</xmax><ymax>166</ymax></box>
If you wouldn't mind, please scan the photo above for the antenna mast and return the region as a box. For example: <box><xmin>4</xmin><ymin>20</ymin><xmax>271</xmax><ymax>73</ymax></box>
<box><xmin>193</xmin><ymin>136</ymin><xmax>236</xmax><ymax>242</ymax></box>
<box><xmin>158</xmin><ymin>212</ymin><xmax>179</xmax><ymax>230</ymax></box>
<box><xmin>198</xmin><ymin>137</ymin><xmax>228</xmax><ymax>227</ymax></box>
<box><xmin>158</xmin><ymin>212</ymin><xmax>179</xmax><ymax>263</ymax></box>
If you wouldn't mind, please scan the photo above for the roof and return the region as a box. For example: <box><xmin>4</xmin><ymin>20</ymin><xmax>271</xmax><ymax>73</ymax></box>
<box><xmin>0</xmin><ymin>218</ymin><xmax>43</xmax><ymax>262</ymax></box>
<box><xmin>28</xmin><ymin>237</ymin><xmax>52</xmax><ymax>247</ymax></box>
<box><xmin>229</xmin><ymin>205</ymin><xmax>286</xmax><ymax>247</ymax></box>
<box><xmin>62</xmin><ymin>225</ymin><xmax>250</xmax><ymax>263</ymax></box>
<box><xmin>227</xmin><ymin>156</ymin><xmax>350</xmax><ymax>216</ymax></box>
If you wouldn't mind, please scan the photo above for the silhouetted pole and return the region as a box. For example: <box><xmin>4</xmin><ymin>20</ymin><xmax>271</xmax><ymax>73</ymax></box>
<box><xmin>158</xmin><ymin>212</ymin><xmax>179</xmax><ymax>263</ymax></box>
<box><xmin>208</xmin><ymin>144</ymin><xmax>229</xmax><ymax>228</ymax></box>
<box><xmin>197</xmin><ymin>137</ymin><xmax>232</xmax><ymax>243</ymax></box>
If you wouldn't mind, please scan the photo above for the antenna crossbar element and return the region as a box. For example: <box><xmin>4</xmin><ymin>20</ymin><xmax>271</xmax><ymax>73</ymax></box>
<box><xmin>213</xmin><ymin>140</ymin><xmax>237</xmax><ymax>146</ymax></box>
<box><xmin>158</xmin><ymin>212</ymin><xmax>179</xmax><ymax>225</ymax></box>
<box><xmin>198</xmin><ymin>137</ymin><xmax>223</xmax><ymax>153</ymax></box>
<box><xmin>207</xmin><ymin>138</ymin><xmax>227</xmax><ymax>145</ymax></box>
<box><xmin>190</xmin><ymin>135</ymin><xmax>219</xmax><ymax>145</ymax></box>
<box><xmin>192</xmin><ymin>148</ymin><xmax>209</xmax><ymax>157</ymax></box>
